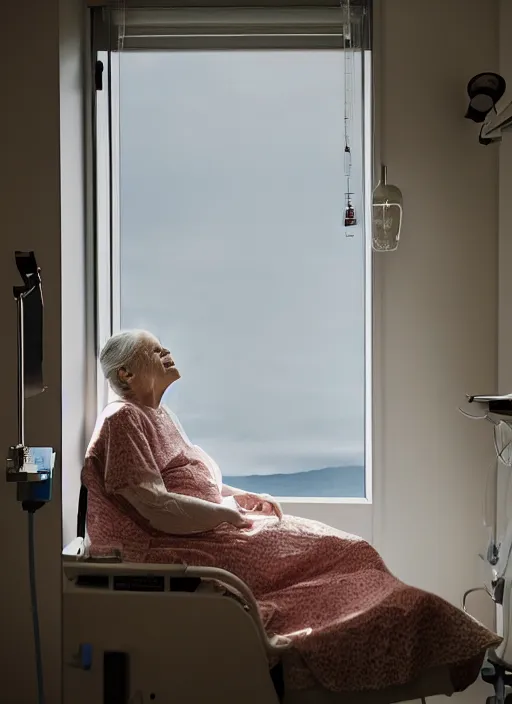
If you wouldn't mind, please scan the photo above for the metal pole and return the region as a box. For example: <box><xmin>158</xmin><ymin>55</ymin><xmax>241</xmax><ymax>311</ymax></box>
<box><xmin>17</xmin><ymin>295</ymin><xmax>25</xmax><ymax>447</ymax></box>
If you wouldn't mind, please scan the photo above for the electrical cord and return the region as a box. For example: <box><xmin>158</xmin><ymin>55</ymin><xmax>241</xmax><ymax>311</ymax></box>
<box><xmin>28</xmin><ymin>510</ymin><xmax>45</xmax><ymax>704</ymax></box>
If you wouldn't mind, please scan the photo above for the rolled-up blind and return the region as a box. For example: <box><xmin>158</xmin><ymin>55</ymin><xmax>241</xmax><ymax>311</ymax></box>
<box><xmin>90</xmin><ymin>0</ymin><xmax>370</xmax><ymax>52</ymax></box>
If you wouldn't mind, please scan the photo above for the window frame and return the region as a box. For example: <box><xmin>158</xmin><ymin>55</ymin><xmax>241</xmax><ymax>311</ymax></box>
<box><xmin>90</xmin><ymin>24</ymin><xmax>374</xmax><ymax>539</ymax></box>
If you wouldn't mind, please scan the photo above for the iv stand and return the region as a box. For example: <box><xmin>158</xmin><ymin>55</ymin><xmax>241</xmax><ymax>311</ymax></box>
<box><xmin>17</xmin><ymin>295</ymin><xmax>24</xmax><ymax>448</ymax></box>
<box><xmin>5</xmin><ymin>251</ymin><xmax>52</xmax><ymax>704</ymax></box>
<box><xmin>6</xmin><ymin>251</ymin><xmax>50</xmax><ymax>500</ymax></box>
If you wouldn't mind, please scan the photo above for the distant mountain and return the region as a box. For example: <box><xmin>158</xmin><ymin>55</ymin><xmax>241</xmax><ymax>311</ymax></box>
<box><xmin>224</xmin><ymin>465</ymin><xmax>365</xmax><ymax>498</ymax></box>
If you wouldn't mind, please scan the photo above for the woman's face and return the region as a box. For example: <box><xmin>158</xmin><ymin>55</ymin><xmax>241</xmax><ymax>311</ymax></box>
<box><xmin>119</xmin><ymin>333</ymin><xmax>181</xmax><ymax>401</ymax></box>
<box><xmin>142</xmin><ymin>333</ymin><xmax>181</xmax><ymax>390</ymax></box>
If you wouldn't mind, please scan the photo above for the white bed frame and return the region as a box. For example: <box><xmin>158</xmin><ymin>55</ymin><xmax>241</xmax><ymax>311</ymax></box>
<box><xmin>62</xmin><ymin>535</ymin><xmax>464</xmax><ymax>704</ymax></box>
<box><xmin>63</xmin><ymin>536</ymin><xmax>284</xmax><ymax>703</ymax></box>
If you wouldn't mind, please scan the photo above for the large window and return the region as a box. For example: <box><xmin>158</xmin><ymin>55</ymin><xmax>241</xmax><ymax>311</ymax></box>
<box><xmin>94</xmin><ymin>4</ymin><xmax>372</xmax><ymax>503</ymax></box>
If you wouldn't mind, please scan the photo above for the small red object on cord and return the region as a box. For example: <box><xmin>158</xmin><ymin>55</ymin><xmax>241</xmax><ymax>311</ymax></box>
<box><xmin>344</xmin><ymin>201</ymin><xmax>357</xmax><ymax>227</ymax></box>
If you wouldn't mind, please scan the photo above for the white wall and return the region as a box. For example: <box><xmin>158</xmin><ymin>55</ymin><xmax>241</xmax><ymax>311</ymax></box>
<box><xmin>60</xmin><ymin>0</ymin><xmax>89</xmax><ymax>547</ymax></box>
<box><xmin>373</xmin><ymin>1</ymin><xmax>499</xmax><ymax>701</ymax></box>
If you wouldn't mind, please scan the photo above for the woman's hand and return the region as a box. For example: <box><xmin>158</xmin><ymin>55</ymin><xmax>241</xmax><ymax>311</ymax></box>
<box><xmin>221</xmin><ymin>506</ymin><xmax>254</xmax><ymax>529</ymax></box>
<box><xmin>234</xmin><ymin>492</ymin><xmax>283</xmax><ymax>520</ymax></box>
<box><xmin>233</xmin><ymin>514</ymin><xmax>254</xmax><ymax>529</ymax></box>
<box><xmin>258</xmin><ymin>493</ymin><xmax>283</xmax><ymax>520</ymax></box>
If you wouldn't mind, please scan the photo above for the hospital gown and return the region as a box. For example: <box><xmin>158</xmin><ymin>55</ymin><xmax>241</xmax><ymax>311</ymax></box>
<box><xmin>82</xmin><ymin>401</ymin><xmax>500</xmax><ymax>693</ymax></box>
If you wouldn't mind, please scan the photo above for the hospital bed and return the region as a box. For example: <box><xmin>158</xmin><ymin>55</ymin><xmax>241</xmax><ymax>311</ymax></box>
<box><xmin>62</xmin><ymin>486</ymin><xmax>473</xmax><ymax>704</ymax></box>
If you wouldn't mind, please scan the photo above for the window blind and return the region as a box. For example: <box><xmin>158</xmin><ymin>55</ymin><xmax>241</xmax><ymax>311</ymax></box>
<box><xmin>90</xmin><ymin>0</ymin><xmax>371</xmax><ymax>51</ymax></box>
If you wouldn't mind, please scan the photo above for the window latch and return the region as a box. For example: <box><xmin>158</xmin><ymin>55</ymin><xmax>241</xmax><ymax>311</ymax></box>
<box><xmin>95</xmin><ymin>60</ymin><xmax>104</xmax><ymax>91</ymax></box>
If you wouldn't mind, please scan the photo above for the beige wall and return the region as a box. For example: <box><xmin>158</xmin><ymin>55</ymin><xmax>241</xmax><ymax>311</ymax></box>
<box><xmin>499</xmin><ymin>0</ymin><xmax>512</xmax><ymax>391</ymax></box>
<box><xmin>0</xmin><ymin>0</ymin><xmax>62</xmax><ymax>701</ymax></box>
<box><xmin>374</xmin><ymin>0</ymin><xmax>499</xmax><ymax>585</ymax></box>
<box><xmin>0</xmin><ymin>0</ymin><xmax>86</xmax><ymax>702</ymax></box>
<box><xmin>0</xmin><ymin>0</ymin><xmax>503</xmax><ymax>702</ymax></box>
<box><xmin>373</xmin><ymin>2</ymin><xmax>499</xmax><ymax>701</ymax></box>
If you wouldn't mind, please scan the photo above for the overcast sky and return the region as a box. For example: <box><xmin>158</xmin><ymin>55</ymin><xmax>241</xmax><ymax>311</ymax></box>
<box><xmin>118</xmin><ymin>50</ymin><xmax>365</xmax><ymax>476</ymax></box>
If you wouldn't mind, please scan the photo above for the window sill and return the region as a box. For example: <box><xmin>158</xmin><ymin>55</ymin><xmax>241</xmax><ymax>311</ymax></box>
<box><xmin>278</xmin><ymin>496</ymin><xmax>371</xmax><ymax>505</ymax></box>
<box><xmin>279</xmin><ymin>498</ymin><xmax>373</xmax><ymax>541</ymax></box>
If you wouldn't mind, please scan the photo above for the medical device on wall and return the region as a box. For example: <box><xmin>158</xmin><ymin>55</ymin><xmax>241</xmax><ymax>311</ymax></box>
<box><xmin>464</xmin><ymin>73</ymin><xmax>510</xmax><ymax>145</ymax></box>
<box><xmin>481</xmin><ymin>98</ymin><xmax>512</xmax><ymax>142</ymax></box>
<box><xmin>5</xmin><ymin>251</ymin><xmax>54</xmax><ymax>704</ymax></box>
<box><xmin>461</xmin><ymin>394</ymin><xmax>512</xmax><ymax>704</ymax></box>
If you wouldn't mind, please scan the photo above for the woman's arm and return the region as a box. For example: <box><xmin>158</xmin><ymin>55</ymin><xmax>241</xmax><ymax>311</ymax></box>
<box><xmin>221</xmin><ymin>484</ymin><xmax>283</xmax><ymax>520</ymax></box>
<box><xmin>221</xmin><ymin>483</ymin><xmax>243</xmax><ymax>497</ymax></box>
<box><xmin>120</xmin><ymin>480</ymin><xmax>252</xmax><ymax>534</ymax></box>
<box><xmin>101</xmin><ymin>406</ymin><xmax>251</xmax><ymax>534</ymax></box>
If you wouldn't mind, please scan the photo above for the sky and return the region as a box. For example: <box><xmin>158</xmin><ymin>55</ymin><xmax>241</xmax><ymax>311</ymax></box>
<box><xmin>118</xmin><ymin>50</ymin><xmax>366</xmax><ymax>477</ymax></box>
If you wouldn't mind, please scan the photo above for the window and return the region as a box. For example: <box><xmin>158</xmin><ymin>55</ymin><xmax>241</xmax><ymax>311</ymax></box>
<box><xmin>94</xmin><ymin>3</ymin><xmax>372</xmax><ymax>505</ymax></box>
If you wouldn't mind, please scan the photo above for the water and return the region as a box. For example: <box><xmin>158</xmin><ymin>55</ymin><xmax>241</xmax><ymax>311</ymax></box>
<box><xmin>224</xmin><ymin>465</ymin><xmax>365</xmax><ymax>498</ymax></box>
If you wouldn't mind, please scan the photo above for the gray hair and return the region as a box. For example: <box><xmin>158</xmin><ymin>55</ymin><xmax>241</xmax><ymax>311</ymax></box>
<box><xmin>99</xmin><ymin>329</ymin><xmax>151</xmax><ymax>397</ymax></box>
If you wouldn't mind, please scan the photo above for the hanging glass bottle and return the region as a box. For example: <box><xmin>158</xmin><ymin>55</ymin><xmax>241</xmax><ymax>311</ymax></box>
<box><xmin>372</xmin><ymin>165</ymin><xmax>403</xmax><ymax>252</ymax></box>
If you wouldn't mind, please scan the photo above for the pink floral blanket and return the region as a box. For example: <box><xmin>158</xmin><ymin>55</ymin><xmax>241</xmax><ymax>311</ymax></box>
<box><xmin>83</xmin><ymin>402</ymin><xmax>500</xmax><ymax>693</ymax></box>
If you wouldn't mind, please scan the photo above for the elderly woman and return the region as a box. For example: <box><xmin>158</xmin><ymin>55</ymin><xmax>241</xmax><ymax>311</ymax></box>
<box><xmin>83</xmin><ymin>329</ymin><xmax>499</xmax><ymax>695</ymax></box>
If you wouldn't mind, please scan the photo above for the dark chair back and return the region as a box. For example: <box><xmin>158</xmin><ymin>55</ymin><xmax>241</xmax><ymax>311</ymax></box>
<box><xmin>77</xmin><ymin>484</ymin><xmax>88</xmax><ymax>538</ymax></box>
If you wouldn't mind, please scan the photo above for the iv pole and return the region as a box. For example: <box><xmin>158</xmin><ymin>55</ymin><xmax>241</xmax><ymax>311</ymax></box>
<box><xmin>6</xmin><ymin>251</ymin><xmax>53</xmax><ymax>704</ymax></box>
<box><xmin>17</xmin><ymin>294</ymin><xmax>25</xmax><ymax>448</ymax></box>
<box><xmin>6</xmin><ymin>251</ymin><xmax>50</xmax><ymax>494</ymax></box>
